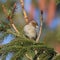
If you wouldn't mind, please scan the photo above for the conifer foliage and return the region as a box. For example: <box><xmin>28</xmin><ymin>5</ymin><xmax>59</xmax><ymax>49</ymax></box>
<box><xmin>0</xmin><ymin>0</ymin><xmax>60</xmax><ymax>60</ymax></box>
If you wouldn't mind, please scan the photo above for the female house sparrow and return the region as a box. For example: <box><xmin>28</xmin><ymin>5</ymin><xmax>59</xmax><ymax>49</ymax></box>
<box><xmin>24</xmin><ymin>21</ymin><xmax>38</xmax><ymax>40</ymax></box>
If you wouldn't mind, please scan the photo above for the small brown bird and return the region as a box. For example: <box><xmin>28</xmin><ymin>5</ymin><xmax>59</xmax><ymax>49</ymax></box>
<box><xmin>24</xmin><ymin>20</ymin><xmax>39</xmax><ymax>40</ymax></box>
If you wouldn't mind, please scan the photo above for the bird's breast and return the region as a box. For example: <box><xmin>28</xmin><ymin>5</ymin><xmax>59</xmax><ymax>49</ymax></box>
<box><xmin>24</xmin><ymin>24</ymin><xmax>37</xmax><ymax>39</ymax></box>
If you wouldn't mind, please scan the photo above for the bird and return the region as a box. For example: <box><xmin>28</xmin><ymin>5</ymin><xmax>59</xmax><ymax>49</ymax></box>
<box><xmin>24</xmin><ymin>20</ymin><xmax>39</xmax><ymax>40</ymax></box>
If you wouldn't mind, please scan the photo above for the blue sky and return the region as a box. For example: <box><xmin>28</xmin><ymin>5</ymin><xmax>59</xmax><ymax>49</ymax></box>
<box><xmin>24</xmin><ymin>0</ymin><xmax>60</xmax><ymax>29</ymax></box>
<box><xmin>0</xmin><ymin>0</ymin><xmax>60</xmax><ymax>43</ymax></box>
<box><xmin>0</xmin><ymin>0</ymin><xmax>60</xmax><ymax>29</ymax></box>
<box><xmin>0</xmin><ymin>0</ymin><xmax>7</xmax><ymax>3</ymax></box>
<box><xmin>2</xmin><ymin>34</ymin><xmax>15</xmax><ymax>45</ymax></box>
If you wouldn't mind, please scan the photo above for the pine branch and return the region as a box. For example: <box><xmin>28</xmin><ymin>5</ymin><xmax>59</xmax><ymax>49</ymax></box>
<box><xmin>25</xmin><ymin>54</ymin><xmax>32</xmax><ymax>60</ymax></box>
<box><xmin>35</xmin><ymin>11</ymin><xmax>43</xmax><ymax>60</ymax></box>
<box><xmin>6</xmin><ymin>29</ymin><xmax>20</xmax><ymax>37</ymax></box>
<box><xmin>2</xmin><ymin>4</ymin><xmax>19</xmax><ymax>34</ymax></box>
<box><xmin>2</xmin><ymin>5</ymin><xmax>9</xmax><ymax>17</ymax></box>
<box><xmin>36</xmin><ymin>11</ymin><xmax>43</xmax><ymax>43</ymax></box>
<box><xmin>52</xmin><ymin>54</ymin><xmax>60</xmax><ymax>60</ymax></box>
<box><xmin>0</xmin><ymin>1</ymin><xmax>59</xmax><ymax>60</ymax></box>
<box><xmin>0</xmin><ymin>42</ymin><xmax>57</xmax><ymax>60</ymax></box>
<box><xmin>11</xmin><ymin>3</ymin><xmax>16</xmax><ymax>16</ymax></box>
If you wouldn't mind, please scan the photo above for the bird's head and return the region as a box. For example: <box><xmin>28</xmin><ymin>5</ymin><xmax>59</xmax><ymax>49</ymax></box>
<box><xmin>29</xmin><ymin>20</ymin><xmax>38</xmax><ymax>28</ymax></box>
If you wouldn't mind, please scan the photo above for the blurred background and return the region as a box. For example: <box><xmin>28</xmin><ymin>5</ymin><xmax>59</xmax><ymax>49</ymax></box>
<box><xmin>0</xmin><ymin>0</ymin><xmax>60</xmax><ymax>59</ymax></box>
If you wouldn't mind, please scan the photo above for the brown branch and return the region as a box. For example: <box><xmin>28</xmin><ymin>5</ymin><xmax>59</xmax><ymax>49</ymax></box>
<box><xmin>36</xmin><ymin>11</ymin><xmax>43</xmax><ymax>43</ymax></box>
<box><xmin>25</xmin><ymin>54</ymin><xmax>32</xmax><ymax>60</ymax></box>
<box><xmin>34</xmin><ymin>50</ymin><xmax>40</xmax><ymax>60</ymax></box>
<box><xmin>20</xmin><ymin>0</ymin><xmax>29</xmax><ymax>24</ymax></box>
<box><xmin>35</xmin><ymin>11</ymin><xmax>43</xmax><ymax>60</ymax></box>
<box><xmin>11</xmin><ymin>24</ymin><xmax>19</xmax><ymax>34</ymax></box>
<box><xmin>2</xmin><ymin>4</ymin><xmax>19</xmax><ymax>34</ymax></box>
<box><xmin>12</xmin><ymin>3</ymin><xmax>16</xmax><ymax>14</ymax></box>
<box><xmin>11</xmin><ymin>3</ymin><xmax>17</xmax><ymax>19</ymax></box>
<box><xmin>2</xmin><ymin>5</ymin><xmax>9</xmax><ymax>17</ymax></box>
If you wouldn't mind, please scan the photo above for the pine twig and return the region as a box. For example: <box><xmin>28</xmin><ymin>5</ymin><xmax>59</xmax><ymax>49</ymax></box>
<box><xmin>34</xmin><ymin>50</ymin><xmax>39</xmax><ymax>60</ymax></box>
<box><xmin>12</xmin><ymin>3</ymin><xmax>16</xmax><ymax>14</ymax></box>
<box><xmin>35</xmin><ymin>11</ymin><xmax>43</xmax><ymax>60</ymax></box>
<box><xmin>25</xmin><ymin>54</ymin><xmax>32</xmax><ymax>60</ymax></box>
<box><xmin>11</xmin><ymin>3</ymin><xmax>16</xmax><ymax>18</ymax></box>
<box><xmin>2</xmin><ymin>5</ymin><xmax>9</xmax><ymax>17</ymax></box>
<box><xmin>36</xmin><ymin>11</ymin><xmax>43</xmax><ymax>43</ymax></box>
<box><xmin>2</xmin><ymin>4</ymin><xmax>19</xmax><ymax>34</ymax></box>
<box><xmin>20</xmin><ymin>0</ymin><xmax>29</xmax><ymax>24</ymax></box>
